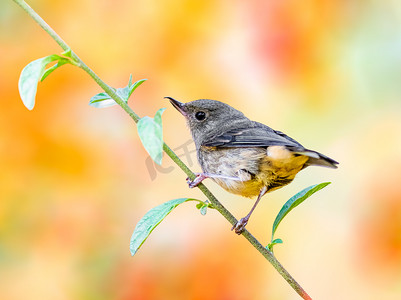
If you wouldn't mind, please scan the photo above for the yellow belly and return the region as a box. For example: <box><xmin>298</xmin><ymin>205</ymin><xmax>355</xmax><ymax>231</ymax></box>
<box><xmin>213</xmin><ymin>177</ymin><xmax>266</xmax><ymax>198</ymax></box>
<box><xmin>200</xmin><ymin>146</ymin><xmax>308</xmax><ymax>198</ymax></box>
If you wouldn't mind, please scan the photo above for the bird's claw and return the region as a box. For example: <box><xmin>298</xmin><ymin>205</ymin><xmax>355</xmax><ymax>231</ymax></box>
<box><xmin>186</xmin><ymin>177</ymin><xmax>197</xmax><ymax>188</ymax></box>
<box><xmin>231</xmin><ymin>217</ymin><xmax>249</xmax><ymax>235</ymax></box>
<box><xmin>186</xmin><ymin>173</ymin><xmax>204</xmax><ymax>188</ymax></box>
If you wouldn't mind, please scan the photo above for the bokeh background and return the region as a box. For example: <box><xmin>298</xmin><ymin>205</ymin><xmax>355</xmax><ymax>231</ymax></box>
<box><xmin>2</xmin><ymin>0</ymin><xmax>401</xmax><ymax>299</ymax></box>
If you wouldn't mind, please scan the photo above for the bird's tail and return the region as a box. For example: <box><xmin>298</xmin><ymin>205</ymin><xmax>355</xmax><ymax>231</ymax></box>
<box><xmin>295</xmin><ymin>149</ymin><xmax>339</xmax><ymax>169</ymax></box>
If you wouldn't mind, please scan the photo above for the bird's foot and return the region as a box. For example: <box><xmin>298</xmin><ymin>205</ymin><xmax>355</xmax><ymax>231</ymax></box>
<box><xmin>231</xmin><ymin>217</ymin><xmax>249</xmax><ymax>235</ymax></box>
<box><xmin>186</xmin><ymin>173</ymin><xmax>208</xmax><ymax>188</ymax></box>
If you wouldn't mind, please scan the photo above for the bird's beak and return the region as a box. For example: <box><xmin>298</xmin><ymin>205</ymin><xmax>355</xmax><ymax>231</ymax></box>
<box><xmin>165</xmin><ymin>97</ymin><xmax>187</xmax><ymax>116</ymax></box>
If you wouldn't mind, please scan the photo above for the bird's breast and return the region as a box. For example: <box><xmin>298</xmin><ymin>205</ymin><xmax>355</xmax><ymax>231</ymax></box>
<box><xmin>198</xmin><ymin>147</ymin><xmax>267</xmax><ymax>197</ymax></box>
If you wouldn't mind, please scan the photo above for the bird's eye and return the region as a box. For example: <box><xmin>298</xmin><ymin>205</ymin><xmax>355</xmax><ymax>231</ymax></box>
<box><xmin>195</xmin><ymin>111</ymin><xmax>206</xmax><ymax>121</ymax></box>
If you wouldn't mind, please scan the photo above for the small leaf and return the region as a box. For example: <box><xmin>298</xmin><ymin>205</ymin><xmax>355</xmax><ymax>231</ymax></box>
<box><xmin>130</xmin><ymin>198</ymin><xmax>197</xmax><ymax>255</ymax></box>
<box><xmin>40</xmin><ymin>58</ymin><xmax>70</xmax><ymax>82</ymax></box>
<box><xmin>267</xmin><ymin>238</ymin><xmax>283</xmax><ymax>251</ymax></box>
<box><xmin>200</xmin><ymin>205</ymin><xmax>207</xmax><ymax>216</ymax></box>
<box><xmin>137</xmin><ymin>108</ymin><xmax>166</xmax><ymax>165</ymax></box>
<box><xmin>89</xmin><ymin>76</ymin><xmax>146</xmax><ymax>108</ymax></box>
<box><xmin>271</xmin><ymin>182</ymin><xmax>331</xmax><ymax>243</ymax></box>
<box><xmin>195</xmin><ymin>200</ymin><xmax>212</xmax><ymax>216</ymax></box>
<box><xmin>128</xmin><ymin>79</ymin><xmax>146</xmax><ymax>98</ymax></box>
<box><xmin>120</xmin><ymin>77</ymin><xmax>146</xmax><ymax>100</ymax></box>
<box><xmin>89</xmin><ymin>92</ymin><xmax>118</xmax><ymax>108</ymax></box>
<box><xmin>116</xmin><ymin>87</ymin><xmax>130</xmax><ymax>102</ymax></box>
<box><xmin>18</xmin><ymin>55</ymin><xmax>61</xmax><ymax>110</ymax></box>
<box><xmin>272</xmin><ymin>238</ymin><xmax>283</xmax><ymax>245</ymax></box>
<box><xmin>61</xmin><ymin>48</ymin><xmax>73</xmax><ymax>59</ymax></box>
<box><xmin>18</xmin><ymin>52</ymin><xmax>76</xmax><ymax>110</ymax></box>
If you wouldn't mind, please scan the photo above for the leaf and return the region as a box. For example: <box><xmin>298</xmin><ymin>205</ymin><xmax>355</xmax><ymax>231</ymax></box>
<box><xmin>137</xmin><ymin>108</ymin><xmax>166</xmax><ymax>165</ymax></box>
<box><xmin>89</xmin><ymin>92</ymin><xmax>118</xmax><ymax>108</ymax></box>
<box><xmin>18</xmin><ymin>52</ymin><xmax>76</xmax><ymax>110</ymax></box>
<box><xmin>61</xmin><ymin>48</ymin><xmax>73</xmax><ymax>59</ymax></box>
<box><xmin>267</xmin><ymin>238</ymin><xmax>283</xmax><ymax>252</ymax></box>
<box><xmin>116</xmin><ymin>87</ymin><xmax>130</xmax><ymax>101</ymax></box>
<box><xmin>200</xmin><ymin>205</ymin><xmax>207</xmax><ymax>216</ymax></box>
<box><xmin>88</xmin><ymin>76</ymin><xmax>146</xmax><ymax>108</ymax></box>
<box><xmin>117</xmin><ymin>78</ymin><xmax>147</xmax><ymax>101</ymax></box>
<box><xmin>18</xmin><ymin>55</ymin><xmax>61</xmax><ymax>110</ymax></box>
<box><xmin>128</xmin><ymin>79</ymin><xmax>146</xmax><ymax>98</ymax></box>
<box><xmin>40</xmin><ymin>58</ymin><xmax>70</xmax><ymax>82</ymax></box>
<box><xmin>272</xmin><ymin>238</ymin><xmax>283</xmax><ymax>245</ymax></box>
<box><xmin>130</xmin><ymin>198</ymin><xmax>197</xmax><ymax>255</ymax></box>
<box><xmin>270</xmin><ymin>182</ymin><xmax>331</xmax><ymax>243</ymax></box>
<box><xmin>195</xmin><ymin>200</ymin><xmax>212</xmax><ymax>216</ymax></box>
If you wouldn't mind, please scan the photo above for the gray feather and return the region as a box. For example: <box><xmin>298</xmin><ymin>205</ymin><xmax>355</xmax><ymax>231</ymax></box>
<box><xmin>203</xmin><ymin>122</ymin><xmax>338</xmax><ymax>169</ymax></box>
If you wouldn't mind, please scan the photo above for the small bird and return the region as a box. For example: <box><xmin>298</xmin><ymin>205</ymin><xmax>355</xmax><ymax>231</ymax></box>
<box><xmin>166</xmin><ymin>97</ymin><xmax>338</xmax><ymax>234</ymax></box>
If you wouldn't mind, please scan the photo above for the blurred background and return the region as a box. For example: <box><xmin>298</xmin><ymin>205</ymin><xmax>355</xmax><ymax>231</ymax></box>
<box><xmin>1</xmin><ymin>0</ymin><xmax>401</xmax><ymax>299</ymax></box>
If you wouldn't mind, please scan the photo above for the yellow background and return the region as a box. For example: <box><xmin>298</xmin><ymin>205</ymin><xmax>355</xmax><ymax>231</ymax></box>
<box><xmin>2</xmin><ymin>0</ymin><xmax>401</xmax><ymax>299</ymax></box>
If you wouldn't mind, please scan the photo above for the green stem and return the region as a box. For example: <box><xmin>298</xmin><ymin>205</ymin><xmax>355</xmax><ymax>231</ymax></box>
<box><xmin>13</xmin><ymin>1</ymin><xmax>311</xmax><ymax>299</ymax></box>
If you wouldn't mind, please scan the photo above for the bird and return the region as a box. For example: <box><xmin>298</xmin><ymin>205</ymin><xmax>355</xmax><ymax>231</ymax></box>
<box><xmin>166</xmin><ymin>97</ymin><xmax>338</xmax><ymax>234</ymax></box>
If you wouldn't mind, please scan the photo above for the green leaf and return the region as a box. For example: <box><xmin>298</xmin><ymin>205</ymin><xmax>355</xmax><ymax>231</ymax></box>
<box><xmin>128</xmin><ymin>79</ymin><xmax>146</xmax><ymax>98</ymax></box>
<box><xmin>18</xmin><ymin>55</ymin><xmax>61</xmax><ymax>110</ymax></box>
<box><xmin>18</xmin><ymin>52</ymin><xmax>76</xmax><ymax>110</ymax></box>
<box><xmin>273</xmin><ymin>238</ymin><xmax>283</xmax><ymax>245</ymax></box>
<box><xmin>200</xmin><ymin>205</ymin><xmax>207</xmax><ymax>216</ymax></box>
<box><xmin>130</xmin><ymin>198</ymin><xmax>197</xmax><ymax>255</ymax></box>
<box><xmin>119</xmin><ymin>76</ymin><xmax>146</xmax><ymax>101</ymax></box>
<box><xmin>116</xmin><ymin>86</ymin><xmax>130</xmax><ymax>101</ymax></box>
<box><xmin>89</xmin><ymin>92</ymin><xmax>117</xmax><ymax>108</ymax></box>
<box><xmin>270</xmin><ymin>182</ymin><xmax>331</xmax><ymax>243</ymax></box>
<box><xmin>88</xmin><ymin>76</ymin><xmax>146</xmax><ymax>108</ymax></box>
<box><xmin>267</xmin><ymin>238</ymin><xmax>283</xmax><ymax>252</ymax></box>
<box><xmin>195</xmin><ymin>200</ymin><xmax>212</xmax><ymax>216</ymax></box>
<box><xmin>137</xmin><ymin>108</ymin><xmax>166</xmax><ymax>165</ymax></box>
<box><xmin>40</xmin><ymin>58</ymin><xmax>70</xmax><ymax>82</ymax></box>
<box><xmin>61</xmin><ymin>48</ymin><xmax>73</xmax><ymax>60</ymax></box>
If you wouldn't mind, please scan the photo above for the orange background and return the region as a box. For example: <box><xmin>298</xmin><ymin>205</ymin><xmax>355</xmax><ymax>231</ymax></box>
<box><xmin>2</xmin><ymin>0</ymin><xmax>401</xmax><ymax>299</ymax></box>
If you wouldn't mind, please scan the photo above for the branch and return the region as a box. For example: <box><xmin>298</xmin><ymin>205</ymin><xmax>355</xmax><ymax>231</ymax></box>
<box><xmin>12</xmin><ymin>0</ymin><xmax>311</xmax><ymax>299</ymax></box>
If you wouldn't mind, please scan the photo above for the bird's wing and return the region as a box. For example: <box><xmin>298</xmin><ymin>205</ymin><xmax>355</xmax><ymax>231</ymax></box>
<box><xmin>202</xmin><ymin>123</ymin><xmax>339</xmax><ymax>168</ymax></box>
<box><xmin>202</xmin><ymin>123</ymin><xmax>303</xmax><ymax>150</ymax></box>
